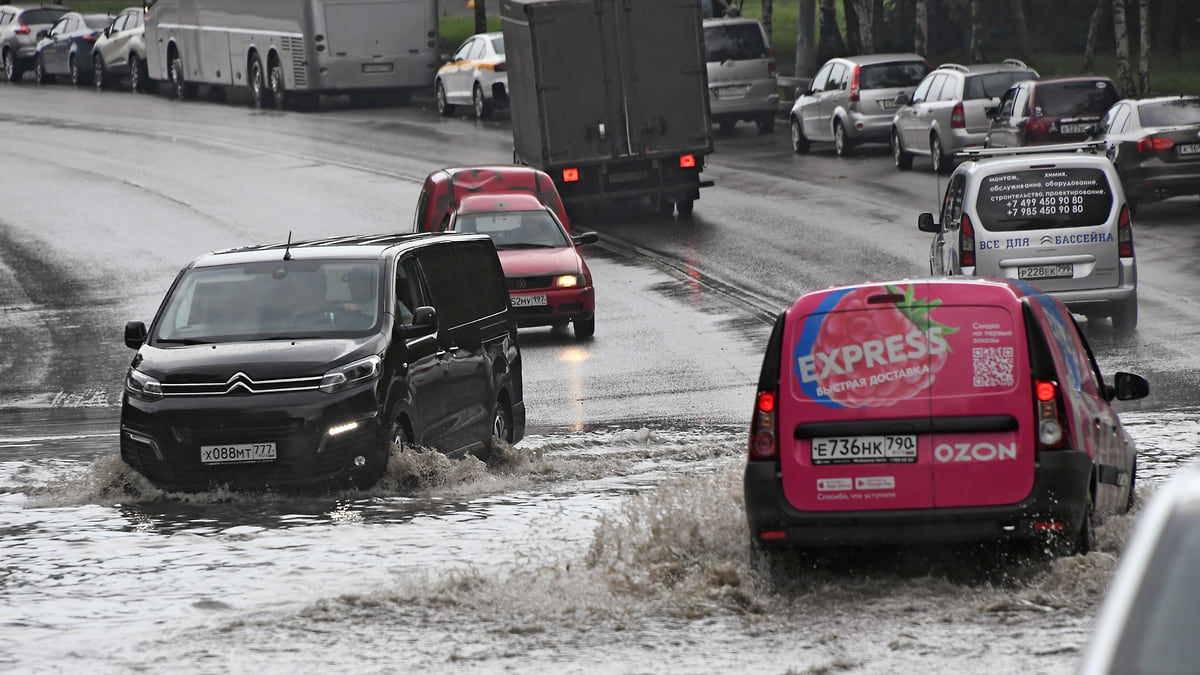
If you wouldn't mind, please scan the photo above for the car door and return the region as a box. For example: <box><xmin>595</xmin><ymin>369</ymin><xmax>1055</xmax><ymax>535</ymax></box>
<box><xmin>798</xmin><ymin>61</ymin><xmax>832</xmax><ymax>140</ymax></box>
<box><xmin>390</xmin><ymin>254</ymin><xmax>451</xmax><ymax>449</ymax></box>
<box><xmin>933</xmin><ymin>172</ymin><xmax>967</xmax><ymax>274</ymax></box>
<box><xmin>987</xmin><ymin>84</ymin><xmax>1025</xmax><ymax>147</ymax></box>
<box><xmin>816</xmin><ymin>62</ymin><xmax>847</xmax><ymax>140</ymax></box>
<box><xmin>444</xmin><ymin>37</ymin><xmax>478</xmax><ymax>104</ymax></box>
<box><xmin>908</xmin><ymin>73</ymin><xmax>945</xmax><ymax>152</ymax></box>
<box><xmin>897</xmin><ymin>73</ymin><xmax>937</xmax><ymax>151</ymax></box>
<box><xmin>42</xmin><ymin>16</ymin><xmax>73</xmax><ymax>74</ymax></box>
<box><xmin>105</xmin><ymin>12</ymin><xmax>131</xmax><ymax>71</ymax></box>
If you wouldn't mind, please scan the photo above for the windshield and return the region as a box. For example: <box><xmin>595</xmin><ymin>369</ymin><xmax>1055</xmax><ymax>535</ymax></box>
<box><xmin>20</xmin><ymin>9</ymin><xmax>67</xmax><ymax>24</ymax></box>
<box><xmin>154</xmin><ymin>259</ymin><xmax>382</xmax><ymax>343</ymax></box>
<box><xmin>1138</xmin><ymin>99</ymin><xmax>1200</xmax><ymax>127</ymax></box>
<box><xmin>976</xmin><ymin>167</ymin><xmax>1114</xmax><ymax>231</ymax></box>
<box><xmin>704</xmin><ymin>23</ymin><xmax>767</xmax><ymax>62</ymax></box>
<box><xmin>453</xmin><ymin>210</ymin><xmax>569</xmax><ymax>250</ymax></box>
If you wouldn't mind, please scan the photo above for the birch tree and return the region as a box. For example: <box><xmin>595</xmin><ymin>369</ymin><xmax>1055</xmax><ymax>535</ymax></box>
<box><xmin>849</xmin><ymin>0</ymin><xmax>874</xmax><ymax>53</ymax></box>
<box><xmin>914</xmin><ymin>0</ymin><xmax>928</xmax><ymax>56</ymax></box>
<box><xmin>1112</xmin><ymin>0</ymin><xmax>1136</xmax><ymax>96</ymax></box>
<box><xmin>795</xmin><ymin>0</ymin><xmax>817</xmax><ymax>78</ymax></box>
<box><xmin>761</xmin><ymin>0</ymin><xmax>774</xmax><ymax>40</ymax></box>
<box><xmin>1083</xmin><ymin>0</ymin><xmax>1107</xmax><ymax>73</ymax></box>
<box><xmin>968</xmin><ymin>0</ymin><xmax>985</xmax><ymax>63</ymax></box>
<box><xmin>1138</xmin><ymin>0</ymin><xmax>1151</xmax><ymax>94</ymax></box>
<box><xmin>1010</xmin><ymin>0</ymin><xmax>1033</xmax><ymax>65</ymax></box>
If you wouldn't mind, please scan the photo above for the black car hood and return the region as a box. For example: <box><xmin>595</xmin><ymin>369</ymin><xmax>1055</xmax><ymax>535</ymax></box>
<box><xmin>134</xmin><ymin>336</ymin><xmax>384</xmax><ymax>382</ymax></box>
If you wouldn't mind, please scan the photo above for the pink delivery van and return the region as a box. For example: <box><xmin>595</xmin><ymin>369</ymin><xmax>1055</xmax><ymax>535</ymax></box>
<box><xmin>744</xmin><ymin>278</ymin><xmax>1148</xmax><ymax>556</ymax></box>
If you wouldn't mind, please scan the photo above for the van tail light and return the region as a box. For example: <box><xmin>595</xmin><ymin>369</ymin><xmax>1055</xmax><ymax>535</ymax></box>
<box><xmin>1024</xmin><ymin>119</ymin><xmax>1047</xmax><ymax>142</ymax></box>
<box><xmin>850</xmin><ymin>65</ymin><xmax>861</xmax><ymax>102</ymax></box>
<box><xmin>959</xmin><ymin>213</ymin><xmax>976</xmax><ymax>267</ymax></box>
<box><xmin>1117</xmin><ymin>204</ymin><xmax>1134</xmax><ymax>257</ymax></box>
<box><xmin>679</xmin><ymin>154</ymin><xmax>696</xmax><ymax>168</ymax></box>
<box><xmin>749</xmin><ymin>390</ymin><xmax>779</xmax><ymax>461</ymax></box>
<box><xmin>562</xmin><ymin>168</ymin><xmax>579</xmax><ymax>183</ymax></box>
<box><xmin>1034</xmin><ymin>379</ymin><xmax>1068</xmax><ymax>449</ymax></box>
<box><xmin>951</xmin><ymin>102</ymin><xmax>965</xmax><ymax>129</ymax></box>
<box><xmin>1136</xmin><ymin>136</ymin><xmax>1173</xmax><ymax>153</ymax></box>
<box><xmin>14</xmin><ymin>24</ymin><xmax>30</xmax><ymax>35</ymax></box>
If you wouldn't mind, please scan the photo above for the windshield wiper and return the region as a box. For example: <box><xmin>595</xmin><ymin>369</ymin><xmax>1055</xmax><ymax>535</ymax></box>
<box><xmin>155</xmin><ymin>338</ymin><xmax>212</xmax><ymax>345</ymax></box>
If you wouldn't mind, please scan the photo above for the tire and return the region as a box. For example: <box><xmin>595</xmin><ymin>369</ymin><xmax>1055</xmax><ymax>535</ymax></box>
<box><xmin>169</xmin><ymin>55</ymin><xmax>195</xmax><ymax>100</ymax></box>
<box><xmin>892</xmin><ymin>127</ymin><xmax>912</xmax><ymax>170</ymax></box>
<box><xmin>574</xmin><ymin>314</ymin><xmax>595</xmax><ymax>339</ymax></box>
<box><xmin>1112</xmin><ymin>295</ymin><xmax>1138</xmax><ymax>335</ymax></box>
<box><xmin>676</xmin><ymin>198</ymin><xmax>695</xmax><ymax>217</ymax></box>
<box><xmin>718</xmin><ymin>119</ymin><xmax>736</xmax><ymax>134</ymax></box>
<box><xmin>435</xmin><ymin>80</ymin><xmax>453</xmax><ymax>117</ymax></box>
<box><xmin>129</xmin><ymin>55</ymin><xmax>145</xmax><ymax>93</ymax></box>
<box><xmin>757</xmin><ymin>115</ymin><xmax>775</xmax><ymax>134</ymax></box>
<box><xmin>248</xmin><ymin>57</ymin><xmax>270</xmax><ymax>109</ymax></box>
<box><xmin>1125</xmin><ymin>459</ymin><xmax>1137</xmax><ymax>513</ymax></box>
<box><xmin>472</xmin><ymin>82</ymin><xmax>492</xmax><ymax>119</ymax></box>
<box><xmin>268</xmin><ymin>62</ymin><xmax>287</xmax><ymax>110</ymax></box>
<box><xmin>34</xmin><ymin>55</ymin><xmax>48</xmax><ymax>85</ymax></box>
<box><xmin>69</xmin><ymin>54</ymin><xmax>81</xmax><ymax>86</ymax></box>
<box><xmin>5</xmin><ymin>50</ymin><xmax>24</xmax><ymax>83</ymax></box>
<box><xmin>931</xmin><ymin>134</ymin><xmax>951</xmax><ymax>175</ymax></box>
<box><xmin>1075</xmin><ymin>502</ymin><xmax>1096</xmax><ymax>555</ymax></box>
<box><xmin>833</xmin><ymin>120</ymin><xmax>853</xmax><ymax>156</ymax></box>
<box><xmin>653</xmin><ymin>194</ymin><xmax>675</xmax><ymax>216</ymax></box>
<box><xmin>790</xmin><ymin>117</ymin><xmax>810</xmax><ymax>154</ymax></box>
<box><xmin>93</xmin><ymin>53</ymin><xmax>107</xmax><ymax>90</ymax></box>
<box><xmin>491</xmin><ymin>397</ymin><xmax>513</xmax><ymax>445</ymax></box>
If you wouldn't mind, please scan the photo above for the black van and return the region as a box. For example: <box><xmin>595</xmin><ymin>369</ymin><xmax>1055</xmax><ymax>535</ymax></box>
<box><xmin>120</xmin><ymin>232</ymin><xmax>524</xmax><ymax>492</ymax></box>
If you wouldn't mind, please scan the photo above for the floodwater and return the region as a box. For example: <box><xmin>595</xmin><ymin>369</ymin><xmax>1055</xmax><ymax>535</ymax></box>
<box><xmin>2</xmin><ymin>408</ymin><xmax>1197</xmax><ymax>674</ymax></box>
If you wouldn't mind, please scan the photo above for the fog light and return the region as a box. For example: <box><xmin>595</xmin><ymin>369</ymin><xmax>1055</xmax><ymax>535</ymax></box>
<box><xmin>354</xmin><ymin>455</ymin><xmax>366</xmax><ymax>467</ymax></box>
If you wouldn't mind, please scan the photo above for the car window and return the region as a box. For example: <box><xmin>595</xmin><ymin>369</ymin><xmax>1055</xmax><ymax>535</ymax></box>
<box><xmin>0</xmin><ymin>12</ymin><xmax>10</xmax><ymax>27</ymax></box>
<box><xmin>22</xmin><ymin>9</ymin><xmax>67</xmax><ymax>24</ymax></box>
<box><xmin>1111</xmin><ymin>104</ymin><xmax>1132</xmax><ymax>133</ymax></box>
<box><xmin>940</xmin><ymin>172</ymin><xmax>967</xmax><ymax>227</ymax></box>
<box><xmin>703</xmin><ymin>23</ymin><xmax>767</xmax><ymax>62</ymax></box>
<box><xmin>1012</xmin><ymin>85</ymin><xmax>1031</xmax><ymax>116</ymax></box>
<box><xmin>466</xmin><ymin>39</ymin><xmax>485</xmax><ymax>61</ymax></box>
<box><xmin>490</xmin><ymin>35</ymin><xmax>504</xmax><ymax>56</ymax></box>
<box><xmin>976</xmin><ymin>167</ymin><xmax>1114</xmax><ymax>232</ymax></box>
<box><xmin>996</xmin><ymin>87</ymin><xmax>1017</xmax><ymax>116</ymax></box>
<box><xmin>964</xmin><ymin>71</ymin><xmax>1037</xmax><ymax>100</ymax></box>
<box><xmin>1138</xmin><ymin>99</ymin><xmax>1200</xmax><ymax>127</ymax></box>
<box><xmin>859</xmin><ymin>61</ymin><xmax>929</xmax><ymax>90</ymax></box>
<box><xmin>452</xmin><ymin>39</ymin><xmax>472</xmax><ymax>61</ymax></box>
<box><xmin>1101</xmin><ymin>104</ymin><xmax>1123</xmax><ymax>134</ymax></box>
<box><xmin>910</xmin><ymin>74</ymin><xmax>935</xmax><ymax>104</ymax></box>
<box><xmin>84</xmin><ymin>15</ymin><xmax>110</xmax><ymax>30</ymax></box>
<box><xmin>1033</xmin><ymin>80</ymin><xmax>1119</xmax><ymax>117</ymax></box>
<box><xmin>826</xmin><ymin>63</ymin><xmax>846</xmax><ymax>91</ymax></box>
<box><xmin>395</xmin><ymin>257</ymin><xmax>428</xmax><ymax>325</ymax></box>
<box><xmin>111</xmin><ymin>14</ymin><xmax>128</xmax><ymax>32</ymax></box>
<box><xmin>810</xmin><ymin>62</ymin><xmax>832</xmax><ymax>93</ymax></box>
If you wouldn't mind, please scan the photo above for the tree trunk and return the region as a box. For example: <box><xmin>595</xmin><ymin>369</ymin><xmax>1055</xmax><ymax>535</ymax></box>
<box><xmin>795</xmin><ymin>0</ymin><xmax>817</xmax><ymax>78</ymax></box>
<box><xmin>1083</xmin><ymin>0</ymin><xmax>1107</xmax><ymax>73</ymax></box>
<box><xmin>914</xmin><ymin>0</ymin><xmax>928</xmax><ymax>56</ymax></box>
<box><xmin>474</xmin><ymin>0</ymin><xmax>487</xmax><ymax>35</ymax></box>
<box><xmin>1138</xmin><ymin>0</ymin><xmax>1151</xmax><ymax>94</ymax></box>
<box><xmin>1010</xmin><ymin>0</ymin><xmax>1033</xmax><ymax>65</ymax></box>
<box><xmin>1112</xmin><ymin>0</ymin><xmax>1136</xmax><ymax>97</ymax></box>
<box><xmin>761</xmin><ymin>0</ymin><xmax>774</xmax><ymax>40</ymax></box>
<box><xmin>818</xmin><ymin>0</ymin><xmax>847</xmax><ymax>61</ymax></box>
<box><xmin>968</xmin><ymin>0</ymin><xmax>985</xmax><ymax>63</ymax></box>
<box><xmin>850</xmin><ymin>0</ymin><xmax>874</xmax><ymax>53</ymax></box>
<box><xmin>843</xmin><ymin>0</ymin><xmax>861</xmax><ymax>54</ymax></box>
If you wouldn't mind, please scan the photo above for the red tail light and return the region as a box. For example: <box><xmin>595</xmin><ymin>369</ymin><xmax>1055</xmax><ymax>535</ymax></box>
<box><xmin>850</xmin><ymin>65</ymin><xmax>861</xmax><ymax>102</ymax></box>
<box><xmin>1034</xmin><ymin>379</ymin><xmax>1067</xmax><ymax>449</ymax></box>
<box><xmin>951</xmin><ymin>102</ymin><xmax>965</xmax><ymax>129</ymax></box>
<box><xmin>767</xmin><ymin>60</ymin><xmax>776</xmax><ymax>76</ymax></box>
<box><xmin>14</xmin><ymin>24</ymin><xmax>30</xmax><ymax>35</ymax></box>
<box><xmin>1118</xmin><ymin>204</ymin><xmax>1134</xmax><ymax>257</ymax></box>
<box><xmin>83</xmin><ymin>33</ymin><xmax>100</xmax><ymax>43</ymax></box>
<box><xmin>1025</xmin><ymin>119</ymin><xmax>1047</xmax><ymax>141</ymax></box>
<box><xmin>679</xmin><ymin>154</ymin><xmax>696</xmax><ymax>168</ymax></box>
<box><xmin>493</xmin><ymin>61</ymin><xmax>506</xmax><ymax>72</ymax></box>
<box><xmin>1136</xmin><ymin>137</ymin><xmax>1173</xmax><ymax>153</ymax></box>
<box><xmin>749</xmin><ymin>390</ymin><xmax>778</xmax><ymax>460</ymax></box>
<box><xmin>562</xmin><ymin>168</ymin><xmax>579</xmax><ymax>183</ymax></box>
<box><xmin>959</xmin><ymin>213</ymin><xmax>976</xmax><ymax>267</ymax></box>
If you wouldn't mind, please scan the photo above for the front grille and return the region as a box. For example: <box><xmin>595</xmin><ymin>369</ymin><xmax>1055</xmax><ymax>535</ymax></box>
<box><xmin>508</xmin><ymin>276</ymin><xmax>554</xmax><ymax>291</ymax></box>
<box><xmin>161</xmin><ymin>373</ymin><xmax>322</xmax><ymax>397</ymax></box>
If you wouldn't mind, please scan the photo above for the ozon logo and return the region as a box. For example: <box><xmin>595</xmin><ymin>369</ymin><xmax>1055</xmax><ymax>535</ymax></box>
<box><xmin>934</xmin><ymin>442</ymin><xmax>1017</xmax><ymax>463</ymax></box>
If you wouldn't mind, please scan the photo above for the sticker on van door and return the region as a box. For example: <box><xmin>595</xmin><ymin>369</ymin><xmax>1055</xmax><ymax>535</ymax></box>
<box><xmin>794</xmin><ymin>284</ymin><xmax>959</xmax><ymax>409</ymax></box>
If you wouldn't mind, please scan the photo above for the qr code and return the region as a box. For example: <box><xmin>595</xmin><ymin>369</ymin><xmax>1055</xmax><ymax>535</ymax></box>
<box><xmin>973</xmin><ymin>347</ymin><xmax>1015</xmax><ymax>387</ymax></box>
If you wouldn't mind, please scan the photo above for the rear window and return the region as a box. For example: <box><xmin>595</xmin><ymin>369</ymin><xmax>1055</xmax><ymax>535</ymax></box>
<box><xmin>84</xmin><ymin>15</ymin><xmax>111</xmax><ymax>30</ymax></box>
<box><xmin>963</xmin><ymin>71</ymin><xmax>1037</xmax><ymax>100</ymax></box>
<box><xmin>19</xmin><ymin>9</ymin><xmax>67</xmax><ymax>24</ymax></box>
<box><xmin>1138</xmin><ymin>99</ymin><xmax>1200</xmax><ymax>127</ymax></box>
<box><xmin>490</xmin><ymin>36</ymin><xmax>504</xmax><ymax>55</ymax></box>
<box><xmin>976</xmin><ymin>167</ymin><xmax>1114</xmax><ymax>231</ymax></box>
<box><xmin>703</xmin><ymin>23</ymin><xmax>767</xmax><ymax>62</ymax></box>
<box><xmin>1033</xmin><ymin>80</ymin><xmax>1119</xmax><ymax>117</ymax></box>
<box><xmin>859</xmin><ymin>61</ymin><xmax>929</xmax><ymax>89</ymax></box>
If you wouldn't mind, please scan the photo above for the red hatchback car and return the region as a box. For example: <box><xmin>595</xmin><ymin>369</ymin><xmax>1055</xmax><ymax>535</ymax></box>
<box><xmin>985</xmin><ymin>75</ymin><xmax>1120</xmax><ymax>148</ymax></box>
<box><xmin>438</xmin><ymin>193</ymin><xmax>597</xmax><ymax>339</ymax></box>
<box><xmin>412</xmin><ymin>164</ymin><xmax>571</xmax><ymax>233</ymax></box>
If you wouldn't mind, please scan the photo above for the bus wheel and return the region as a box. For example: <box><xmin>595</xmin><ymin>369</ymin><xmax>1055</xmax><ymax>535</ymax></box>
<box><xmin>249</xmin><ymin>57</ymin><xmax>271</xmax><ymax>108</ymax></box>
<box><xmin>269</xmin><ymin>62</ymin><xmax>289</xmax><ymax>110</ymax></box>
<box><xmin>170</xmin><ymin>55</ymin><xmax>196</xmax><ymax>100</ymax></box>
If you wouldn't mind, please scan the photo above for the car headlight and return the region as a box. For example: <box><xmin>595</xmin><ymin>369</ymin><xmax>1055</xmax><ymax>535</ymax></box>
<box><xmin>554</xmin><ymin>274</ymin><xmax>581</xmax><ymax>289</ymax></box>
<box><xmin>126</xmin><ymin>368</ymin><xmax>163</xmax><ymax>401</ymax></box>
<box><xmin>320</xmin><ymin>355</ymin><xmax>382</xmax><ymax>394</ymax></box>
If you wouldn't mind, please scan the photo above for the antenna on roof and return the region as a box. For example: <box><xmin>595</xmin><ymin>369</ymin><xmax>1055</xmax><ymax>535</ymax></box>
<box><xmin>283</xmin><ymin>231</ymin><xmax>293</xmax><ymax>260</ymax></box>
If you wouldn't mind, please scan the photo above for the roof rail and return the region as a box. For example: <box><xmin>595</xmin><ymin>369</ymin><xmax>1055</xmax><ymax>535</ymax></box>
<box><xmin>1002</xmin><ymin>58</ymin><xmax>1029</xmax><ymax>69</ymax></box>
<box><xmin>937</xmin><ymin>63</ymin><xmax>968</xmax><ymax>73</ymax></box>
<box><xmin>954</xmin><ymin>141</ymin><xmax>1106</xmax><ymax>160</ymax></box>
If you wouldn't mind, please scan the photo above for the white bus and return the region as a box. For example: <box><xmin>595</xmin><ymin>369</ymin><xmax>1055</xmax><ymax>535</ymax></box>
<box><xmin>143</xmin><ymin>0</ymin><xmax>439</xmax><ymax>109</ymax></box>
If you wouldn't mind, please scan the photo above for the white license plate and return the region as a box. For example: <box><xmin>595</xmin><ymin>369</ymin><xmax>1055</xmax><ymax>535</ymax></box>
<box><xmin>1018</xmin><ymin>264</ymin><xmax>1073</xmax><ymax>280</ymax></box>
<box><xmin>510</xmin><ymin>294</ymin><xmax>547</xmax><ymax>307</ymax></box>
<box><xmin>362</xmin><ymin>63</ymin><xmax>393</xmax><ymax>73</ymax></box>
<box><xmin>879</xmin><ymin>100</ymin><xmax>899</xmax><ymax>110</ymax></box>
<box><xmin>1059</xmin><ymin>123</ymin><xmax>1091</xmax><ymax>134</ymax></box>
<box><xmin>201</xmin><ymin>442</ymin><xmax>277</xmax><ymax>465</ymax></box>
<box><xmin>811</xmin><ymin>435</ymin><xmax>917</xmax><ymax>465</ymax></box>
<box><xmin>1178</xmin><ymin>143</ymin><xmax>1200</xmax><ymax>156</ymax></box>
<box><xmin>716</xmin><ymin>85</ymin><xmax>749</xmax><ymax>98</ymax></box>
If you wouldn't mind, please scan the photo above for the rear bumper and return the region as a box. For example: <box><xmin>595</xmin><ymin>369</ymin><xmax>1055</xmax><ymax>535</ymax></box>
<box><xmin>743</xmin><ymin>449</ymin><xmax>1093</xmax><ymax>547</ymax></box>
<box><xmin>1121</xmin><ymin>164</ymin><xmax>1200</xmax><ymax>202</ymax></box>
<box><xmin>846</xmin><ymin>110</ymin><xmax>897</xmax><ymax>142</ymax></box>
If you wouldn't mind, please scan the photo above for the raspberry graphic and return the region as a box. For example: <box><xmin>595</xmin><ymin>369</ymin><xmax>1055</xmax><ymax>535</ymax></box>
<box><xmin>808</xmin><ymin>284</ymin><xmax>957</xmax><ymax>407</ymax></box>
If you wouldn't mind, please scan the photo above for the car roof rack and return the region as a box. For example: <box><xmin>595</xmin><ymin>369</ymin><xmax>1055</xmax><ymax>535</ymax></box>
<box><xmin>955</xmin><ymin>141</ymin><xmax>1106</xmax><ymax>160</ymax></box>
<box><xmin>937</xmin><ymin>63</ymin><xmax>969</xmax><ymax>73</ymax></box>
<box><xmin>1002</xmin><ymin>58</ymin><xmax>1029</xmax><ymax>69</ymax></box>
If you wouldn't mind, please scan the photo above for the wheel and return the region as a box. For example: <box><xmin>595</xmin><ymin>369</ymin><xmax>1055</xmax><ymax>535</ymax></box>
<box><xmin>931</xmin><ymin>134</ymin><xmax>951</xmax><ymax>174</ymax></box>
<box><xmin>4</xmin><ymin>50</ymin><xmax>23</xmax><ymax>82</ymax></box>
<box><xmin>472</xmin><ymin>82</ymin><xmax>493</xmax><ymax>119</ymax></box>
<box><xmin>1075</xmin><ymin>502</ymin><xmax>1096</xmax><ymax>555</ymax></box>
<box><xmin>573</xmin><ymin>314</ymin><xmax>595</xmax><ymax>339</ymax></box>
<box><xmin>69</xmin><ymin>54</ymin><xmax>82</xmax><ymax>86</ymax></box>
<box><xmin>790</xmin><ymin>117</ymin><xmax>810</xmax><ymax>154</ymax></box>
<box><xmin>34</xmin><ymin>54</ymin><xmax>48</xmax><ymax>85</ymax></box>
<box><xmin>268</xmin><ymin>62</ymin><xmax>287</xmax><ymax>110</ymax></box>
<box><xmin>833</xmin><ymin>120</ymin><xmax>853</xmax><ymax>156</ymax></box>
<box><xmin>129</xmin><ymin>55</ymin><xmax>145</xmax><ymax>93</ymax></box>
<box><xmin>892</xmin><ymin>127</ymin><xmax>912</xmax><ymax>170</ymax></box>
<box><xmin>1112</xmin><ymin>295</ymin><xmax>1138</xmax><ymax>335</ymax></box>
<box><xmin>653</xmin><ymin>194</ymin><xmax>675</xmax><ymax>216</ymax></box>
<box><xmin>1125</xmin><ymin>459</ymin><xmax>1137</xmax><ymax>513</ymax></box>
<box><xmin>490</xmin><ymin>397</ymin><xmax>513</xmax><ymax>445</ymax></box>
<box><xmin>718</xmin><ymin>119</ymin><xmax>736</xmax><ymax>134</ymax></box>
<box><xmin>757</xmin><ymin>115</ymin><xmax>775</xmax><ymax>133</ymax></box>
<box><xmin>248</xmin><ymin>57</ymin><xmax>270</xmax><ymax>108</ymax></box>
<box><xmin>435</xmin><ymin>79</ymin><xmax>453</xmax><ymax>116</ymax></box>
<box><xmin>676</xmin><ymin>198</ymin><xmax>695</xmax><ymax>217</ymax></box>
<box><xmin>169</xmin><ymin>55</ymin><xmax>196</xmax><ymax>100</ymax></box>
<box><xmin>93</xmin><ymin>53</ymin><xmax>107</xmax><ymax>90</ymax></box>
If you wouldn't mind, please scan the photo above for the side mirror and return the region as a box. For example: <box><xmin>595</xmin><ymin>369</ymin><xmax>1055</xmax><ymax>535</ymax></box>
<box><xmin>1110</xmin><ymin>372</ymin><xmax>1149</xmax><ymax>402</ymax></box>
<box><xmin>36</xmin><ymin>29</ymin><xmax>48</xmax><ymax>40</ymax></box>
<box><xmin>439</xmin><ymin>53</ymin><xmax>451</xmax><ymax>64</ymax></box>
<box><xmin>572</xmin><ymin>232</ymin><xmax>599</xmax><ymax>246</ymax></box>
<box><xmin>917</xmin><ymin>212</ymin><xmax>939</xmax><ymax>233</ymax></box>
<box><xmin>124</xmin><ymin>320</ymin><xmax>147</xmax><ymax>349</ymax></box>
<box><xmin>399</xmin><ymin>306</ymin><xmax>437</xmax><ymax>339</ymax></box>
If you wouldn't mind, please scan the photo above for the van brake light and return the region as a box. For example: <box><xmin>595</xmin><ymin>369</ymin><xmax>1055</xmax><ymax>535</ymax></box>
<box><xmin>959</xmin><ymin>213</ymin><xmax>976</xmax><ymax>267</ymax></box>
<box><xmin>850</xmin><ymin>65</ymin><xmax>861</xmax><ymax>102</ymax></box>
<box><xmin>1118</xmin><ymin>205</ymin><xmax>1134</xmax><ymax>258</ymax></box>
<box><xmin>749</xmin><ymin>390</ymin><xmax>778</xmax><ymax>460</ymax></box>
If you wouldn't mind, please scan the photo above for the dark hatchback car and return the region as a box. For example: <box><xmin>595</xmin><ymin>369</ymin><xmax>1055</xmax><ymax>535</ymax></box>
<box><xmin>120</xmin><ymin>232</ymin><xmax>525</xmax><ymax>492</ymax></box>
<box><xmin>1095</xmin><ymin>95</ymin><xmax>1200</xmax><ymax>211</ymax></box>
<box><xmin>0</xmin><ymin>4</ymin><xmax>67</xmax><ymax>82</ymax></box>
<box><xmin>33</xmin><ymin>11</ymin><xmax>110</xmax><ymax>86</ymax></box>
<box><xmin>985</xmin><ymin>75</ymin><xmax>1120</xmax><ymax>148</ymax></box>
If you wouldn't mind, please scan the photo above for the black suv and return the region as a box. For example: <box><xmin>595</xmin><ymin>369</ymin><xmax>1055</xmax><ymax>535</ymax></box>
<box><xmin>120</xmin><ymin>232</ymin><xmax>525</xmax><ymax>492</ymax></box>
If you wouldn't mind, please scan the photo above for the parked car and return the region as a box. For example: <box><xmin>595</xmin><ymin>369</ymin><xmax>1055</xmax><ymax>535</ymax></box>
<box><xmin>33</xmin><ymin>11</ymin><xmax>110</xmax><ymax>86</ymax></box>
<box><xmin>413</xmin><ymin>164</ymin><xmax>571</xmax><ymax>233</ymax></box>
<box><xmin>120</xmin><ymin>232</ymin><xmax>525</xmax><ymax>492</ymax></box>
<box><xmin>1078</xmin><ymin>461</ymin><xmax>1200</xmax><ymax>674</ymax></box>
<box><xmin>891</xmin><ymin>59</ymin><xmax>1039</xmax><ymax>173</ymax></box>
<box><xmin>702</xmin><ymin>16</ymin><xmax>778</xmax><ymax>134</ymax></box>
<box><xmin>0</xmin><ymin>3</ymin><xmax>67</xmax><ymax>82</ymax></box>
<box><xmin>438</xmin><ymin>193</ymin><xmax>597</xmax><ymax>340</ymax></box>
<box><xmin>1094</xmin><ymin>94</ymin><xmax>1200</xmax><ymax>213</ymax></box>
<box><xmin>917</xmin><ymin>144</ymin><xmax>1138</xmax><ymax>334</ymax></box>
<box><xmin>745</xmin><ymin>277</ymin><xmax>1148</xmax><ymax>556</ymax></box>
<box><xmin>91</xmin><ymin>6</ymin><xmax>147</xmax><ymax>92</ymax></box>
<box><xmin>790</xmin><ymin>53</ymin><xmax>930</xmax><ymax>156</ymax></box>
<box><xmin>985</xmin><ymin>75</ymin><xmax>1120</xmax><ymax>148</ymax></box>
<box><xmin>435</xmin><ymin>30</ymin><xmax>507</xmax><ymax>119</ymax></box>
